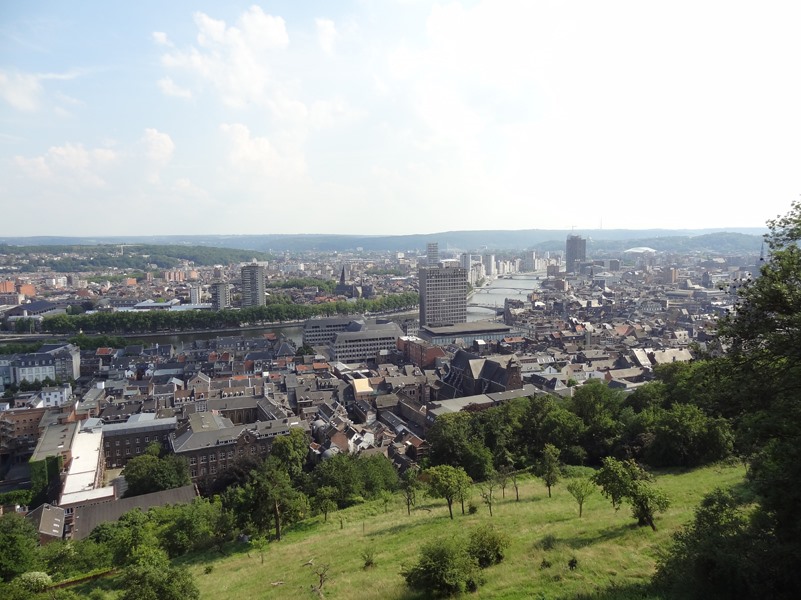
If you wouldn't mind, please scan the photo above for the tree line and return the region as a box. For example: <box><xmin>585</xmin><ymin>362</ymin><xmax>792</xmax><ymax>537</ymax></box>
<box><xmin>39</xmin><ymin>292</ymin><xmax>419</xmax><ymax>334</ymax></box>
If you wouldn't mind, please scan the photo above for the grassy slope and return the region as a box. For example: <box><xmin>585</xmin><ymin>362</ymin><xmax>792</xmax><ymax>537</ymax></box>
<box><xmin>163</xmin><ymin>464</ymin><xmax>744</xmax><ymax>600</ymax></box>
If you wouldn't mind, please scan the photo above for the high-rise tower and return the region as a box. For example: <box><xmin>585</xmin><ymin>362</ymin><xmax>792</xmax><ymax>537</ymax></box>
<box><xmin>419</xmin><ymin>247</ymin><xmax>468</xmax><ymax>327</ymax></box>
<box><xmin>565</xmin><ymin>235</ymin><xmax>587</xmax><ymax>274</ymax></box>
<box><xmin>240</xmin><ymin>263</ymin><xmax>266</xmax><ymax>308</ymax></box>
<box><xmin>426</xmin><ymin>242</ymin><xmax>440</xmax><ymax>266</ymax></box>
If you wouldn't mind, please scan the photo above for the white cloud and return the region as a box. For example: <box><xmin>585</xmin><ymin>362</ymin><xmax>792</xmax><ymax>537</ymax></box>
<box><xmin>152</xmin><ymin>31</ymin><xmax>172</xmax><ymax>46</ymax></box>
<box><xmin>160</xmin><ymin>6</ymin><xmax>290</xmax><ymax>109</ymax></box>
<box><xmin>0</xmin><ymin>70</ymin><xmax>43</xmax><ymax>111</ymax></box>
<box><xmin>157</xmin><ymin>77</ymin><xmax>192</xmax><ymax>99</ymax></box>
<box><xmin>316</xmin><ymin>19</ymin><xmax>338</xmax><ymax>55</ymax></box>
<box><xmin>219</xmin><ymin>122</ymin><xmax>306</xmax><ymax>178</ymax></box>
<box><xmin>14</xmin><ymin>142</ymin><xmax>116</xmax><ymax>187</ymax></box>
<box><xmin>141</xmin><ymin>128</ymin><xmax>174</xmax><ymax>164</ymax></box>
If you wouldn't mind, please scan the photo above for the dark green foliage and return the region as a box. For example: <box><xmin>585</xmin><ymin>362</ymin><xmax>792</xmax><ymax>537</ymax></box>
<box><xmin>534</xmin><ymin>444</ymin><xmax>561</xmax><ymax>497</ymax></box>
<box><xmin>653</xmin><ymin>202</ymin><xmax>801</xmax><ymax>598</ymax></box>
<box><xmin>643</xmin><ymin>404</ymin><xmax>733</xmax><ymax>467</ymax></box>
<box><xmin>120</xmin><ymin>547</ymin><xmax>199</xmax><ymax>600</ymax></box>
<box><xmin>311</xmin><ymin>453</ymin><xmax>398</xmax><ymax>508</ymax></box>
<box><xmin>426</xmin><ymin>412</ymin><xmax>494</xmax><ymax>481</ymax></box>
<box><xmin>42</xmin><ymin>292</ymin><xmax>419</xmax><ymax>334</ymax></box>
<box><xmin>654</xmin><ymin>489</ymin><xmax>760</xmax><ymax>599</ymax></box>
<box><xmin>0</xmin><ymin>513</ymin><xmax>39</xmax><ymax>582</ymax></box>
<box><xmin>593</xmin><ymin>457</ymin><xmax>669</xmax><ymax>530</ymax></box>
<box><xmin>122</xmin><ymin>451</ymin><xmax>190</xmax><ymax>498</ymax></box>
<box><xmin>467</xmin><ymin>524</ymin><xmax>510</xmax><ymax>568</ymax></box>
<box><xmin>401</xmin><ymin>537</ymin><xmax>481</xmax><ymax>597</ymax></box>
<box><xmin>425</xmin><ymin>465</ymin><xmax>472</xmax><ymax>520</ymax></box>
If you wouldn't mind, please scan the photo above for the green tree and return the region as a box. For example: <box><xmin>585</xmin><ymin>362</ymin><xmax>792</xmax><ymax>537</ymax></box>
<box><xmin>426</xmin><ymin>465</ymin><xmax>472</xmax><ymax>520</ymax></box>
<box><xmin>0</xmin><ymin>513</ymin><xmax>39</xmax><ymax>582</ymax></box>
<box><xmin>593</xmin><ymin>457</ymin><xmax>669</xmax><ymax>531</ymax></box>
<box><xmin>400</xmin><ymin>467</ymin><xmax>422</xmax><ymax>516</ymax></box>
<box><xmin>401</xmin><ymin>536</ymin><xmax>480</xmax><ymax>597</ymax></box>
<box><xmin>122</xmin><ymin>452</ymin><xmax>190</xmax><ymax>498</ymax></box>
<box><xmin>566</xmin><ymin>478</ymin><xmax>596</xmax><ymax>518</ymax></box>
<box><xmin>654</xmin><ymin>489</ymin><xmax>757</xmax><ymax>599</ymax></box>
<box><xmin>534</xmin><ymin>444</ymin><xmax>561</xmax><ymax>498</ymax></box>
<box><xmin>467</xmin><ymin>524</ymin><xmax>510</xmax><ymax>568</ymax></box>
<box><xmin>314</xmin><ymin>486</ymin><xmax>338</xmax><ymax>522</ymax></box>
<box><xmin>269</xmin><ymin>428</ymin><xmax>309</xmax><ymax>483</ymax></box>
<box><xmin>120</xmin><ymin>547</ymin><xmax>199</xmax><ymax>600</ymax></box>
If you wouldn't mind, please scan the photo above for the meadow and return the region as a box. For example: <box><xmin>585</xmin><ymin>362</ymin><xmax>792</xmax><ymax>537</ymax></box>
<box><xmin>153</xmin><ymin>463</ymin><xmax>747</xmax><ymax>600</ymax></box>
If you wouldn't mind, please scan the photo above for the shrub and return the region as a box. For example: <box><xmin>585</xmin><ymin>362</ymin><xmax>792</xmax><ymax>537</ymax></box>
<box><xmin>18</xmin><ymin>572</ymin><xmax>52</xmax><ymax>592</ymax></box>
<box><xmin>361</xmin><ymin>546</ymin><xmax>376</xmax><ymax>569</ymax></box>
<box><xmin>468</xmin><ymin>524</ymin><xmax>510</xmax><ymax>568</ymax></box>
<box><xmin>401</xmin><ymin>537</ymin><xmax>481</xmax><ymax>597</ymax></box>
<box><xmin>467</xmin><ymin>501</ymin><xmax>479</xmax><ymax>514</ymax></box>
<box><xmin>540</xmin><ymin>558</ymin><xmax>552</xmax><ymax>569</ymax></box>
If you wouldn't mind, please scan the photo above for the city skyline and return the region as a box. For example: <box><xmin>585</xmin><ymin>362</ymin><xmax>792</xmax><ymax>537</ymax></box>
<box><xmin>3</xmin><ymin>1</ymin><xmax>801</xmax><ymax>236</ymax></box>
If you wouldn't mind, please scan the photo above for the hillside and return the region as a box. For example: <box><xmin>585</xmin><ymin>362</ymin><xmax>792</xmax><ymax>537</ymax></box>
<box><xmin>0</xmin><ymin>229</ymin><xmax>765</xmax><ymax>254</ymax></box>
<box><xmin>77</xmin><ymin>463</ymin><xmax>744</xmax><ymax>599</ymax></box>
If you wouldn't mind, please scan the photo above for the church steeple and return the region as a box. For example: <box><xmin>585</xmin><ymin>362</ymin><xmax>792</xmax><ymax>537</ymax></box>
<box><xmin>339</xmin><ymin>266</ymin><xmax>346</xmax><ymax>285</ymax></box>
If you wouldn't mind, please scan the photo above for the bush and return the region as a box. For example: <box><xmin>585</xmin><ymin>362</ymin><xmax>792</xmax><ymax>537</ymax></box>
<box><xmin>18</xmin><ymin>571</ymin><xmax>52</xmax><ymax>592</ymax></box>
<box><xmin>361</xmin><ymin>546</ymin><xmax>376</xmax><ymax>569</ymax></box>
<box><xmin>468</xmin><ymin>524</ymin><xmax>510</xmax><ymax>568</ymax></box>
<box><xmin>467</xmin><ymin>501</ymin><xmax>479</xmax><ymax>514</ymax></box>
<box><xmin>401</xmin><ymin>537</ymin><xmax>481</xmax><ymax>597</ymax></box>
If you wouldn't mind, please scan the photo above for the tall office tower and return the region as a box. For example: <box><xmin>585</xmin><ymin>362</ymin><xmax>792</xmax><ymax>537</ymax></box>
<box><xmin>240</xmin><ymin>263</ymin><xmax>266</xmax><ymax>307</ymax></box>
<box><xmin>426</xmin><ymin>242</ymin><xmax>440</xmax><ymax>265</ymax></box>
<box><xmin>419</xmin><ymin>262</ymin><xmax>468</xmax><ymax>327</ymax></box>
<box><xmin>483</xmin><ymin>254</ymin><xmax>496</xmax><ymax>276</ymax></box>
<box><xmin>460</xmin><ymin>252</ymin><xmax>472</xmax><ymax>270</ymax></box>
<box><xmin>210</xmin><ymin>282</ymin><xmax>231</xmax><ymax>311</ymax></box>
<box><xmin>565</xmin><ymin>234</ymin><xmax>587</xmax><ymax>274</ymax></box>
<box><xmin>189</xmin><ymin>285</ymin><xmax>201</xmax><ymax>304</ymax></box>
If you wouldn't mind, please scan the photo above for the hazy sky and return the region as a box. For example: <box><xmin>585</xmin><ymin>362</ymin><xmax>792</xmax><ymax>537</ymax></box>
<box><xmin>2</xmin><ymin>1</ymin><xmax>800</xmax><ymax>236</ymax></box>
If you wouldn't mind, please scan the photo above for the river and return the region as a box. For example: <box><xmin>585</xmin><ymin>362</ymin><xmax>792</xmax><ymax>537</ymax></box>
<box><xmin>467</xmin><ymin>272</ymin><xmax>544</xmax><ymax>321</ymax></box>
<box><xmin>139</xmin><ymin>275</ymin><xmax>544</xmax><ymax>348</ymax></box>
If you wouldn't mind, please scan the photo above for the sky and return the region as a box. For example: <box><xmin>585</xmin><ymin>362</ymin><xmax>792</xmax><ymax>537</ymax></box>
<box><xmin>2</xmin><ymin>0</ymin><xmax>800</xmax><ymax>237</ymax></box>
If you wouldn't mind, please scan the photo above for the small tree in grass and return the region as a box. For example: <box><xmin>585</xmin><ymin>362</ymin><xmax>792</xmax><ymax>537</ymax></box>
<box><xmin>566</xmin><ymin>478</ymin><xmax>596</xmax><ymax>517</ymax></box>
<box><xmin>592</xmin><ymin>457</ymin><xmax>669</xmax><ymax>530</ymax></box>
<box><xmin>495</xmin><ymin>466</ymin><xmax>511</xmax><ymax>499</ymax></box>
<box><xmin>401</xmin><ymin>537</ymin><xmax>480</xmax><ymax>597</ymax></box>
<box><xmin>468</xmin><ymin>524</ymin><xmax>510</xmax><ymax>568</ymax></box>
<box><xmin>400</xmin><ymin>467</ymin><xmax>421</xmax><ymax>516</ymax></box>
<box><xmin>479</xmin><ymin>478</ymin><xmax>497</xmax><ymax>517</ymax></box>
<box><xmin>534</xmin><ymin>444</ymin><xmax>561</xmax><ymax>497</ymax></box>
<box><xmin>314</xmin><ymin>486</ymin><xmax>338</xmax><ymax>522</ymax></box>
<box><xmin>510</xmin><ymin>469</ymin><xmax>522</xmax><ymax>502</ymax></box>
<box><xmin>426</xmin><ymin>465</ymin><xmax>471</xmax><ymax>520</ymax></box>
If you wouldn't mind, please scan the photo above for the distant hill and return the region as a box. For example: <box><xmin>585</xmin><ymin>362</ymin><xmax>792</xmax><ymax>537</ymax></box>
<box><xmin>0</xmin><ymin>228</ymin><xmax>766</xmax><ymax>255</ymax></box>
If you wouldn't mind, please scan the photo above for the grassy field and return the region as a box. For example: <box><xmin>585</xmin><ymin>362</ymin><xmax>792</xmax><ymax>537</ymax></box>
<box><xmin>118</xmin><ymin>462</ymin><xmax>746</xmax><ymax>600</ymax></box>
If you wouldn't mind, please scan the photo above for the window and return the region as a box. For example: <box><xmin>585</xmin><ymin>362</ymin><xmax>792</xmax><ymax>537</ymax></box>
<box><xmin>135</xmin><ymin>447</ymin><xmax>140</xmax><ymax>454</ymax></box>
<box><xmin>227</xmin><ymin>451</ymin><xmax>234</xmax><ymax>459</ymax></box>
<box><xmin>209</xmin><ymin>454</ymin><xmax>216</xmax><ymax>462</ymax></box>
<box><xmin>144</xmin><ymin>436</ymin><xmax>149</xmax><ymax>443</ymax></box>
<box><xmin>191</xmin><ymin>468</ymin><xmax>197</xmax><ymax>477</ymax></box>
<box><xmin>125</xmin><ymin>448</ymin><xmax>130</xmax><ymax>455</ymax></box>
<box><xmin>116</xmin><ymin>450</ymin><xmax>120</xmax><ymax>456</ymax></box>
<box><xmin>115</xmin><ymin>440</ymin><xmax>120</xmax><ymax>446</ymax></box>
<box><xmin>135</xmin><ymin>438</ymin><xmax>139</xmax><ymax>444</ymax></box>
<box><xmin>125</xmin><ymin>439</ymin><xmax>130</xmax><ymax>445</ymax></box>
<box><xmin>200</xmin><ymin>455</ymin><xmax>207</xmax><ymax>463</ymax></box>
<box><xmin>189</xmin><ymin>457</ymin><xmax>197</xmax><ymax>465</ymax></box>
<box><xmin>210</xmin><ymin>466</ymin><xmax>217</xmax><ymax>475</ymax></box>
